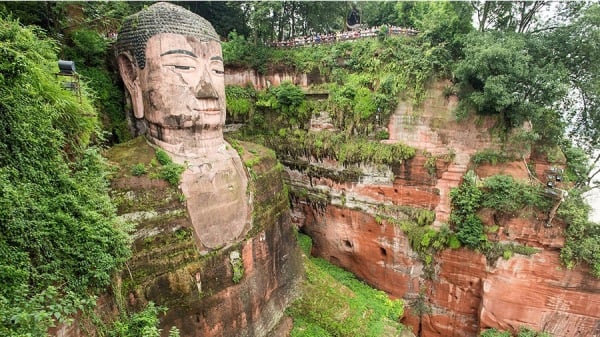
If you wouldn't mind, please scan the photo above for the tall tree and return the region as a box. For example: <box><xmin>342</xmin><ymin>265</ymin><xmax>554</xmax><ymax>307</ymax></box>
<box><xmin>296</xmin><ymin>1</ymin><xmax>347</xmax><ymax>36</ymax></box>
<box><xmin>453</xmin><ymin>31</ymin><xmax>568</xmax><ymax>135</ymax></box>
<box><xmin>176</xmin><ymin>1</ymin><xmax>251</xmax><ymax>38</ymax></box>
<box><xmin>471</xmin><ymin>1</ymin><xmax>550</xmax><ymax>33</ymax></box>
<box><xmin>247</xmin><ymin>1</ymin><xmax>281</xmax><ymax>43</ymax></box>
<box><xmin>409</xmin><ymin>1</ymin><xmax>474</xmax><ymax>59</ymax></box>
<box><xmin>362</xmin><ymin>1</ymin><xmax>404</xmax><ymax>27</ymax></box>
<box><xmin>544</xmin><ymin>4</ymin><xmax>600</xmax><ymax>189</ymax></box>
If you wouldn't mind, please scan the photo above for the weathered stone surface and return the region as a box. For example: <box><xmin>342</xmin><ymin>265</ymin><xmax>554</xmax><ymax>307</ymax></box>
<box><xmin>475</xmin><ymin>161</ymin><xmax>530</xmax><ymax>181</ymax></box>
<box><xmin>480</xmin><ymin>250</ymin><xmax>600</xmax><ymax>336</ymax></box>
<box><xmin>287</xmin><ymin>79</ymin><xmax>600</xmax><ymax>337</ymax></box>
<box><xmin>297</xmin><ymin>204</ymin><xmax>423</xmax><ymax>298</ymax></box>
<box><xmin>420</xmin><ymin>249</ymin><xmax>487</xmax><ymax>337</ymax></box>
<box><xmin>100</xmin><ymin>138</ymin><xmax>303</xmax><ymax>337</ymax></box>
<box><xmin>296</xmin><ymin>195</ymin><xmax>600</xmax><ymax>337</ymax></box>
<box><xmin>225</xmin><ymin>67</ymin><xmax>310</xmax><ymax>90</ymax></box>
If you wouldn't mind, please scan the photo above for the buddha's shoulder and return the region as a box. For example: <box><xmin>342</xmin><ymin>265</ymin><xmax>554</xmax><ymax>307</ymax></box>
<box><xmin>103</xmin><ymin>136</ymin><xmax>284</xmax><ymax>189</ymax></box>
<box><xmin>103</xmin><ymin>136</ymin><xmax>170</xmax><ymax>191</ymax></box>
<box><xmin>105</xmin><ymin>136</ymin><xmax>156</xmax><ymax>167</ymax></box>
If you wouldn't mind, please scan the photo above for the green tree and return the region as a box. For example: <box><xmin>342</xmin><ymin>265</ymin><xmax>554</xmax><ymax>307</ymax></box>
<box><xmin>295</xmin><ymin>1</ymin><xmax>347</xmax><ymax>36</ymax></box>
<box><xmin>471</xmin><ymin>1</ymin><xmax>551</xmax><ymax>33</ymax></box>
<box><xmin>247</xmin><ymin>1</ymin><xmax>282</xmax><ymax>43</ymax></box>
<box><xmin>454</xmin><ymin>31</ymin><xmax>568</xmax><ymax>134</ymax></box>
<box><xmin>175</xmin><ymin>1</ymin><xmax>250</xmax><ymax>38</ymax></box>
<box><xmin>543</xmin><ymin>4</ymin><xmax>600</xmax><ymax>189</ymax></box>
<box><xmin>409</xmin><ymin>1</ymin><xmax>474</xmax><ymax>59</ymax></box>
<box><xmin>362</xmin><ymin>1</ymin><xmax>403</xmax><ymax>27</ymax></box>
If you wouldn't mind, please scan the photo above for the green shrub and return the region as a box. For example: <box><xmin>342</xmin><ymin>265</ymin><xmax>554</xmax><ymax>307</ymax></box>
<box><xmin>226</xmin><ymin>85</ymin><xmax>256</xmax><ymax>122</ymax></box>
<box><xmin>375</xmin><ymin>130</ymin><xmax>389</xmax><ymax>140</ymax></box>
<box><xmin>155</xmin><ymin>149</ymin><xmax>173</xmax><ymax>165</ymax></box>
<box><xmin>158</xmin><ymin>163</ymin><xmax>185</xmax><ymax>186</ymax></box>
<box><xmin>448</xmin><ymin>235</ymin><xmax>462</xmax><ymax>249</ymax></box>
<box><xmin>456</xmin><ymin>214</ymin><xmax>486</xmax><ymax>249</ymax></box>
<box><xmin>559</xmin><ymin>191</ymin><xmax>600</xmax><ymax>278</ymax></box>
<box><xmin>151</xmin><ymin>149</ymin><xmax>185</xmax><ymax>186</ymax></box>
<box><xmin>480</xmin><ymin>175</ymin><xmax>550</xmax><ymax>213</ymax></box>
<box><xmin>102</xmin><ymin>302</ymin><xmax>181</xmax><ymax>337</ymax></box>
<box><xmin>480</xmin><ymin>329</ymin><xmax>511</xmax><ymax>337</ymax></box>
<box><xmin>449</xmin><ymin>171</ymin><xmax>482</xmax><ymax>218</ymax></box>
<box><xmin>131</xmin><ymin>163</ymin><xmax>147</xmax><ymax>176</ymax></box>
<box><xmin>480</xmin><ymin>327</ymin><xmax>553</xmax><ymax>337</ymax></box>
<box><xmin>471</xmin><ymin>149</ymin><xmax>512</xmax><ymax>167</ymax></box>
<box><xmin>265</xmin><ymin>130</ymin><xmax>415</xmax><ymax>170</ymax></box>
<box><xmin>255</xmin><ymin>81</ymin><xmax>309</xmax><ymax>128</ymax></box>
<box><xmin>230</xmin><ymin>253</ymin><xmax>244</xmax><ymax>284</ymax></box>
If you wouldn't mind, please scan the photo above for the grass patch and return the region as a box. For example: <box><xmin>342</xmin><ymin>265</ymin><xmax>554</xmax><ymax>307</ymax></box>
<box><xmin>289</xmin><ymin>233</ymin><xmax>405</xmax><ymax>337</ymax></box>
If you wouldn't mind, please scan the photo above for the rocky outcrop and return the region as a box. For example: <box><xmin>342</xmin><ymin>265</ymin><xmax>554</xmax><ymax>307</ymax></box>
<box><xmin>295</xmin><ymin>191</ymin><xmax>600</xmax><ymax>337</ymax></box>
<box><xmin>226</xmin><ymin>67</ymin><xmax>313</xmax><ymax>90</ymax></box>
<box><xmin>103</xmin><ymin>137</ymin><xmax>302</xmax><ymax>337</ymax></box>
<box><xmin>285</xmin><ymin>81</ymin><xmax>600</xmax><ymax>336</ymax></box>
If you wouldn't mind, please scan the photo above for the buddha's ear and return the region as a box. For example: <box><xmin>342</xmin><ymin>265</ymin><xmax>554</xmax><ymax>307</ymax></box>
<box><xmin>117</xmin><ymin>53</ymin><xmax>144</xmax><ymax>119</ymax></box>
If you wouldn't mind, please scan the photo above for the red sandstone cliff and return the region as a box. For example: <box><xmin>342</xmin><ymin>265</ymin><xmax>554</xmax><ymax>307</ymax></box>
<box><xmin>285</xmin><ymin>82</ymin><xmax>600</xmax><ymax>336</ymax></box>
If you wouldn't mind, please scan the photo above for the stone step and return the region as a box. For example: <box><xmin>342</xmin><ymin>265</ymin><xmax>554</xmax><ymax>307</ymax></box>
<box><xmin>447</xmin><ymin>165</ymin><xmax>467</xmax><ymax>173</ymax></box>
<box><xmin>441</xmin><ymin>171</ymin><xmax>465</xmax><ymax>181</ymax></box>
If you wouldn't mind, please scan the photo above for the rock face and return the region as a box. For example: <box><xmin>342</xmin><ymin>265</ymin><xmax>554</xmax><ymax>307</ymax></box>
<box><xmin>225</xmin><ymin>67</ymin><xmax>313</xmax><ymax>90</ymax></box>
<box><xmin>284</xmin><ymin>81</ymin><xmax>600</xmax><ymax>336</ymax></box>
<box><xmin>105</xmin><ymin>137</ymin><xmax>302</xmax><ymax>337</ymax></box>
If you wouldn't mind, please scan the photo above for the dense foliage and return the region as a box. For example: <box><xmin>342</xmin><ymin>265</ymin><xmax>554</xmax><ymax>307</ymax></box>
<box><xmin>100</xmin><ymin>302</ymin><xmax>180</xmax><ymax>337</ymax></box>
<box><xmin>0</xmin><ymin>16</ymin><xmax>129</xmax><ymax>335</ymax></box>
<box><xmin>454</xmin><ymin>3</ymin><xmax>600</xmax><ymax>189</ymax></box>
<box><xmin>453</xmin><ymin>31</ymin><xmax>568</xmax><ymax>136</ymax></box>
<box><xmin>558</xmin><ymin>190</ymin><xmax>600</xmax><ymax>277</ymax></box>
<box><xmin>61</xmin><ymin>28</ymin><xmax>128</xmax><ymax>144</ymax></box>
<box><xmin>265</xmin><ymin>129</ymin><xmax>415</xmax><ymax>167</ymax></box>
<box><xmin>289</xmin><ymin>233</ymin><xmax>405</xmax><ymax>337</ymax></box>
<box><xmin>449</xmin><ymin>171</ymin><xmax>544</xmax><ymax>262</ymax></box>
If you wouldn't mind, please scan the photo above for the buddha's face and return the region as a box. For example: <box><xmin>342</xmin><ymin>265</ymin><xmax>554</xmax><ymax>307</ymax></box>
<box><xmin>139</xmin><ymin>33</ymin><xmax>225</xmax><ymax>141</ymax></box>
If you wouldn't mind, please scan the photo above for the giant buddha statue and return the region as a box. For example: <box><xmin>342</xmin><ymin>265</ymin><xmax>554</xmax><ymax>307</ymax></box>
<box><xmin>106</xmin><ymin>3</ymin><xmax>301</xmax><ymax>336</ymax></box>
<box><xmin>115</xmin><ymin>2</ymin><xmax>249</xmax><ymax>250</ymax></box>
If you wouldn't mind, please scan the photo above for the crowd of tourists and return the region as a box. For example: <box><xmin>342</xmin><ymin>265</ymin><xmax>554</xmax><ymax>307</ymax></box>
<box><xmin>269</xmin><ymin>25</ymin><xmax>419</xmax><ymax>48</ymax></box>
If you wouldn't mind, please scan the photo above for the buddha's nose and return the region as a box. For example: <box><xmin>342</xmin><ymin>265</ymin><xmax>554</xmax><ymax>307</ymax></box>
<box><xmin>195</xmin><ymin>70</ymin><xmax>218</xmax><ymax>99</ymax></box>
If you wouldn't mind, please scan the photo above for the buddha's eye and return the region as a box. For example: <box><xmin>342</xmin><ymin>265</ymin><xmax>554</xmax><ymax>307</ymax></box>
<box><xmin>164</xmin><ymin>64</ymin><xmax>196</xmax><ymax>73</ymax></box>
<box><xmin>210</xmin><ymin>61</ymin><xmax>224</xmax><ymax>76</ymax></box>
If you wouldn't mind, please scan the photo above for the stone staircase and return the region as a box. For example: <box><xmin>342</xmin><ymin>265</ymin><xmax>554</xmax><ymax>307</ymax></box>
<box><xmin>433</xmin><ymin>153</ymin><xmax>470</xmax><ymax>227</ymax></box>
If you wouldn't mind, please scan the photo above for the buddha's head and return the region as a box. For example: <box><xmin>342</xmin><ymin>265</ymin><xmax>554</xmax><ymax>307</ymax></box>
<box><xmin>115</xmin><ymin>2</ymin><xmax>225</xmax><ymax>149</ymax></box>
